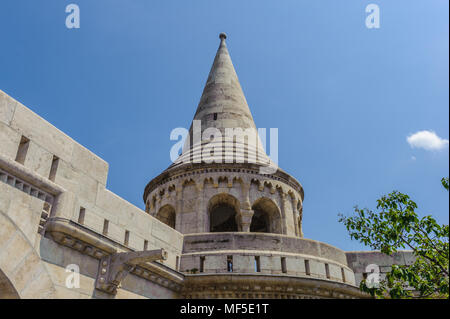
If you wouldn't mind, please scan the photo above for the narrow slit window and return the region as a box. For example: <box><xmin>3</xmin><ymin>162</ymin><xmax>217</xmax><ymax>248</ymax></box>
<box><xmin>78</xmin><ymin>207</ymin><xmax>85</xmax><ymax>225</ymax></box>
<box><xmin>15</xmin><ymin>136</ymin><xmax>30</xmax><ymax>164</ymax></box>
<box><xmin>48</xmin><ymin>155</ymin><xmax>59</xmax><ymax>181</ymax></box>
<box><xmin>176</xmin><ymin>256</ymin><xmax>180</xmax><ymax>271</ymax></box>
<box><xmin>305</xmin><ymin>260</ymin><xmax>310</xmax><ymax>276</ymax></box>
<box><xmin>103</xmin><ymin>220</ymin><xmax>109</xmax><ymax>236</ymax></box>
<box><xmin>227</xmin><ymin>255</ymin><xmax>233</xmax><ymax>272</ymax></box>
<box><xmin>213</xmin><ymin>113</ymin><xmax>217</xmax><ymax>120</ymax></box>
<box><xmin>341</xmin><ymin>268</ymin><xmax>346</xmax><ymax>283</ymax></box>
<box><xmin>200</xmin><ymin>256</ymin><xmax>205</xmax><ymax>273</ymax></box>
<box><xmin>281</xmin><ymin>257</ymin><xmax>287</xmax><ymax>273</ymax></box>
<box><xmin>144</xmin><ymin>240</ymin><xmax>148</xmax><ymax>251</ymax></box>
<box><xmin>124</xmin><ymin>230</ymin><xmax>130</xmax><ymax>246</ymax></box>
<box><xmin>325</xmin><ymin>263</ymin><xmax>330</xmax><ymax>279</ymax></box>
<box><xmin>255</xmin><ymin>256</ymin><xmax>261</xmax><ymax>272</ymax></box>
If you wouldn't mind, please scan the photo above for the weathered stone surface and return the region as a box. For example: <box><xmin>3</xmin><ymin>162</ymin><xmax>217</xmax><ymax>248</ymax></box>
<box><xmin>0</xmin><ymin>121</ymin><xmax>21</xmax><ymax>160</ymax></box>
<box><xmin>0</xmin><ymin>90</ymin><xmax>17</xmax><ymax>125</ymax></box>
<box><xmin>346</xmin><ymin>250</ymin><xmax>416</xmax><ymax>287</ymax></box>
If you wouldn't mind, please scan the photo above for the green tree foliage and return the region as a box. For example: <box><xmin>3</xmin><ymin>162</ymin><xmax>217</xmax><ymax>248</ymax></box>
<box><xmin>339</xmin><ymin>178</ymin><xmax>449</xmax><ymax>298</ymax></box>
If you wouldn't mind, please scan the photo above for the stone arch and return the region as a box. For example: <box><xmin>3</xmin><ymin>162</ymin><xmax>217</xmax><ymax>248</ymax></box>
<box><xmin>250</xmin><ymin>197</ymin><xmax>282</xmax><ymax>234</ymax></box>
<box><xmin>156</xmin><ymin>204</ymin><xmax>176</xmax><ymax>229</ymax></box>
<box><xmin>0</xmin><ymin>268</ymin><xmax>19</xmax><ymax>299</ymax></box>
<box><xmin>232</xmin><ymin>176</ymin><xmax>244</xmax><ymax>186</ymax></box>
<box><xmin>203</xmin><ymin>177</ymin><xmax>214</xmax><ymax>187</ymax></box>
<box><xmin>275</xmin><ymin>184</ymin><xmax>283</xmax><ymax>194</ymax></box>
<box><xmin>208</xmin><ymin>193</ymin><xmax>240</xmax><ymax>232</ymax></box>
<box><xmin>217</xmin><ymin>176</ymin><xmax>228</xmax><ymax>184</ymax></box>
<box><xmin>182</xmin><ymin>178</ymin><xmax>196</xmax><ymax>187</ymax></box>
<box><xmin>287</xmin><ymin>189</ymin><xmax>296</xmax><ymax>200</ymax></box>
<box><xmin>0</xmin><ymin>212</ymin><xmax>57</xmax><ymax>298</ymax></box>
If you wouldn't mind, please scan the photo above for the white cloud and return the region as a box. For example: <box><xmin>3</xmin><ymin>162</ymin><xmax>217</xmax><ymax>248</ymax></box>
<box><xmin>407</xmin><ymin>130</ymin><xmax>449</xmax><ymax>151</ymax></box>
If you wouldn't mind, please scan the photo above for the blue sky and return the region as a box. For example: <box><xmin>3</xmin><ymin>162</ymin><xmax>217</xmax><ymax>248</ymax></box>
<box><xmin>0</xmin><ymin>0</ymin><xmax>448</xmax><ymax>251</ymax></box>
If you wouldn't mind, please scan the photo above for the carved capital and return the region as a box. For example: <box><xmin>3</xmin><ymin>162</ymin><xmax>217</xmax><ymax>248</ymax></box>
<box><xmin>237</xmin><ymin>208</ymin><xmax>254</xmax><ymax>232</ymax></box>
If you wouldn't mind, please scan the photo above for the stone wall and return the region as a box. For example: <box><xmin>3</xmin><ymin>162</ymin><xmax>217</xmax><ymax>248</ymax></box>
<box><xmin>180</xmin><ymin>233</ymin><xmax>355</xmax><ymax>286</ymax></box>
<box><xmin>0</xmin><ymin>90</ymin><xmax>184</xmax><ymax>298</ymax></box>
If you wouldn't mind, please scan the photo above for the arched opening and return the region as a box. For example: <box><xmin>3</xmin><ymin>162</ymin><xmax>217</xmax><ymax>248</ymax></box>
<box><xmin>250</xmin><ymin>198</ymin><xmax>282</xmax><ymax>234</ymax></box>
<box><xmin>250</xmin><ymin>209</ymin><xmax>270</xmax><ymax>232</ymax></box>
<box><xmin>0</xmin><ymin>269</ymin><xmax>20</xmax><ymax>299</ymax></box>
<box><xmin>156</xmin><ymin>205</ymin><xmax>176</xmax><ymax>229</ymax></box>
<box><xmin>208</xmin><ymin>193</ymin><xmax>240</xmax><ymax>232</ymax></box>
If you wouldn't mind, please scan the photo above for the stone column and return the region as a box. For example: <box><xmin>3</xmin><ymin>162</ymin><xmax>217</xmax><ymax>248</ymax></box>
<box><xmin>238</xmin><ymin>208</ymin><xmax>254</xmax><ymax>232</ymax></box>
<box><xmin>279</xmin><ymin>193</ymin><xmax>289</xmax><ymax>235</ymax></box>
<box><xmin>241</xmin><ymin>182</ymin><xmax>251</xmax><ymax>210</ymax></box>
<box><xmin>175</xmin><ymin>187</ymin><xmax>183</xmax><ymax>232</ymax></box>
<box><xmin>196</xmin><ymin>183</ymin><xmax>205</xmax><ymax>233</ymax></box>
<box><xmin>238</xmin><ymin>182</ymin><xmax>253</xmax><ymax>232</ymax></box>
<box><xmin>292</xmin><ymin>197</ymin><xmax>300</xmax><ymax>237</ymax></box>
<box><xmin>148</xmin><ymin>195</ymin><xmax>156</xmax><ymax>215</ymax></box>
<box><xmin>154</xmin><ymin>195</ymin><xmax>161</xmax><ymax>217</ymax></box>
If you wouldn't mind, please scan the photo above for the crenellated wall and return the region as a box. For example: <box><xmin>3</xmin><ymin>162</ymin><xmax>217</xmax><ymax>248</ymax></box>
<box><xmin>180</xmin><ymin>233</ymin><xmax>356</xmax><ymax>285</ymax></box>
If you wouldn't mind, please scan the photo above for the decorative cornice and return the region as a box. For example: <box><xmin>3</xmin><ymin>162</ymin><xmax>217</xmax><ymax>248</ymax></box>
<box><xmin>0</xmin><ymin>153</ymin><xmax>65</xmax><ymax>196</ymax></box>
<box><xmin>143</xmin><ymin>163</ymin><xmax>304</xmax><ymax>203</ymax></box>
<box><xmin>182</xmin><ymin>274</ymin><xmax>369</xmax><ymax>299</ymax></box>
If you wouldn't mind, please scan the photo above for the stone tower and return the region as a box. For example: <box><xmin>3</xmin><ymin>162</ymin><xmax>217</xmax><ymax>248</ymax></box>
<box><xmin>0</xmin><ymin>33</ymin><xmax>411</xmax><ymax>300</ymax></box>
<box><xmin>144</xmin><ymin>33</ymin><xmax>304</xmax><ymax>238</ymax></box>
<box><xmin>142</xmin><ymin>34</ymin><xmax>363</xmax><ymax>298</ymax></box>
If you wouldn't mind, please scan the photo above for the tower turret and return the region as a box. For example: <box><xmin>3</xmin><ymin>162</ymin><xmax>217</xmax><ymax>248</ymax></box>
<box><xmin>144</xmin><ymin>34</ymin><xmax>304</xmax><ymax>237</ymax></box>
<box><xmin>141</xmin><ymin>35</ymin><xmax>361</xmax><ymax>298</ymax></box>
<box><xmin>171</xmin><ymin>32</ymin><xmax>271</xmax><ymax>168</ymax></box>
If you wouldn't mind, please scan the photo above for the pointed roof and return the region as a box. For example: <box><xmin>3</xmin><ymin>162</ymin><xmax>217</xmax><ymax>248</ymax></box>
<box><xmin>171</xmin><ymin>33</ymin><xmax>271</xmax><ymax>167</ymax></box>
<box><xmin>192</xmin><ymin>32</ymin><xmax>256</xmax><ymax>133</ymax></box>
<box><xmin>143</xmin><ymin>34</ymin><xmax>304</xmax><ymax>203</ymax></box>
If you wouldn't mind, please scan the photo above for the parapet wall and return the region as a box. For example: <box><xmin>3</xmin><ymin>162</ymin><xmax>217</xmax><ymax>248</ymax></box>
<box><xmin>180</xmin><ymin>233</ymin><xmax>356</xmax><ymax>286</ymax></box>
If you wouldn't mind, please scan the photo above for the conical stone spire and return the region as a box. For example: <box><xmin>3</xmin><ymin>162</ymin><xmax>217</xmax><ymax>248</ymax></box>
<box><xmin>143</xmin><ymin>34</ymin><xmax>304</xmax><ymax>223</ymax></box>
<box><xmin>171</xmin><ymin>33</ymin><xmax>272</xmax><ymax>167</ymax></box>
